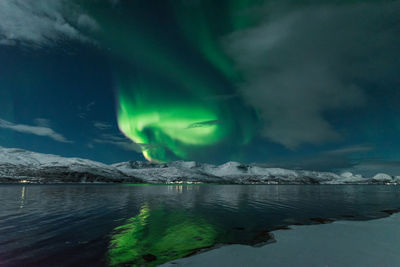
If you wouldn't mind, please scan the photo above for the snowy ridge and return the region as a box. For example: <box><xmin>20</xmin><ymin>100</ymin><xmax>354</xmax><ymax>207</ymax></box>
<box><xmin>0</xmin><ymin>147</ymin><xmax>398</xmax><ymax>184</ymax></box>
<box><xmin>0</xmin><ymin>147</ymin><xmax>138</xmax><ymax>183</ymax></box>
<box><xmin>112</xmin><ymin>160</ymin><xmax>399</xmax><ymax>185</ymax></box>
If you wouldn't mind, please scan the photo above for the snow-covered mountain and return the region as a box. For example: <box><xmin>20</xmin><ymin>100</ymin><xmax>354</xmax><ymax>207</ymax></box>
<box><xmin>0</xmin><ymin>147</ymin><xmax>398</xmax><ymax>184</ymax></box>
<box><xmin>0</xmin><ymin>147</ymin><xmax>140</xmax><ymax>183</ymax></box>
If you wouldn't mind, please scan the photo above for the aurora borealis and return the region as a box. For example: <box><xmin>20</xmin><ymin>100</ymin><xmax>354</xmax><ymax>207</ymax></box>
<box><xmin>108</xmin><ymin>204</ymin><xmax>219</xmax><ymax>266</ymax></box>
<box><xmin>1</xmin><ymin>0</ymin><xmax>400</xmax><ymax>174</ymax></box>
<box><xmin>87</xmin><ymin>0</ymin><xmax>261</xmax><ymax>162</ymax></box>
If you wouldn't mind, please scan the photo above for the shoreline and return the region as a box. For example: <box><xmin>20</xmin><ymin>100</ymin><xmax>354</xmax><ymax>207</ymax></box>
<box><xmin>0</xmin><ymin>181</ymin><xmax>398</xmax><ymax>185</ymax></box>
<box><xmin>162</xmin><ymin>212</ymin><xmax>400</xmax><ymax>267</ymax></box>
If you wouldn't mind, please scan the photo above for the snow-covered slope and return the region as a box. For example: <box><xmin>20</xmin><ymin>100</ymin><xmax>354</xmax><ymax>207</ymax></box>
<box><xmin>0</xmin><ymin>147</ymin><xmax>397</xmax><ymax>184</ymax></box>
<box><xmin>112</xmin><ymin>160</ymin><xmax>398</xmax><ymax>185</ymax></box>
<box><xmin>0</xmin><ymin>147</ymin><xmax>140</xmax><ymax>183</ymax></box>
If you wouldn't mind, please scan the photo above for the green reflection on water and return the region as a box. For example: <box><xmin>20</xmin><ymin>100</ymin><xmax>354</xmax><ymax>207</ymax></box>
<box><xmin>108</xmin><ymin>204</ymin><xmax>218</xmax><ymax>266</ymax></box>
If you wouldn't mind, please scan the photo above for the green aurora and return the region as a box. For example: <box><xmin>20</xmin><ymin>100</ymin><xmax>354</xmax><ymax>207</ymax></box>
<box><xmin>108</xmin><ymin>204</ymin><xmax>219</xmax><ymax>266</ymax></box>
<box><xmin>72</xmin><ymin>0</ymin><xmax>399</xmax><ymax>163</ymax></box>
<box><xmin>79</xmin><ymin>0</ymin><xmax>262</xmax><ymax>162</ymax></box>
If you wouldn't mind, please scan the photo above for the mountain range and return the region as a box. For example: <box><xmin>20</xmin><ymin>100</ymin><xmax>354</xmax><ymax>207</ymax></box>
<box><xmin>0</xmin><ymin>147</ymin><xmax>398</xmax><ymax>185</ymax></box>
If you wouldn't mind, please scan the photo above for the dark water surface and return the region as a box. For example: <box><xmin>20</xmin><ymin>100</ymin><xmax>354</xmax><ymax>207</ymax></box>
<box><xmin>1</xmin><ymin>184</ymin><xmax>400</xmax><ymax>266</ymax></box>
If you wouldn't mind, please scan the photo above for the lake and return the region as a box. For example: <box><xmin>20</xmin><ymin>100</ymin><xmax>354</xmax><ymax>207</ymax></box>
<box><xmin>1</xmin><ymin>184</ymin><xmax>400</xmax><ymax>266</ymax></box>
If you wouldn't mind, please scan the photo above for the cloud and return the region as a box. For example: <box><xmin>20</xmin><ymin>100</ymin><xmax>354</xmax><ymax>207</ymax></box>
<box><xmin>77</xmin><ymin>14</ymin><xmax>99</xmax><ymax>32</ymax></box>
<box><xmin>325</xmin><ymin>145</ymin><xmax>374</xmax><ymax>156</ymax></box>
<box><xmin>33</xmin><ymin>118</ymin><xmax>51</xmax><ymax>128</ymax></box>
<box><xmin>260</xmin><ymin>145</ymin><xmax>374</xmax><ymax>172</ymax></box>
<box><xmin>260</xmin><ymin>154</ymin><xmax>353</xmax><ymax>172</ymax></box>
<box><xmin>77</xmin><ymin>101</ymin><xmax>96</xmax><ymax>119</ymax></box>
<box><xmin>86</xmin><ymin>101</ymin><xmax>95</xmax><ymax>111</ymax></box>
<box><xmin>347</xmin><ymin>161</ymin><xmax>400</xmax><ymax>177</ymax></box>
<box><xmin>94</xmin><ymin>133</ymin><xmax>142</xmax><ymax>152</ymax></box>
<box><xmin>78</xmin><ymin>113</ymin><xmax>87</xmax><ymax>119</ymax></box>
<box><xmin>0</xmin><ymin>0</ymin><xmax>98</xmax><ymax>47</ymax></box>
<box><xmin>0</xmin><ymin>118</ymin><xmax>72</xmax><ymax>143</ymax></box>
<box><xmin>224</xmin><ymin>1</ymin><xmax>400</xmax><ymax>148</ymax></box>
<box><xmin>93</xmin><ymin>121</ymin><xmax>112</xmax><ymax>130</ymax></box>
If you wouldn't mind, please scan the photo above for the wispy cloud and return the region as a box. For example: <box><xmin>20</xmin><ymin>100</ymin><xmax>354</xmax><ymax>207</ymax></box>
<box><xmin>0</xmin><ymin>0</ymin><xmax>98</xmax><ymax>47</ymax></box>
<box><xmin>0</xmin><ymin>118</ymin><xmax>72</xmax><ymax>143</ymax></box>
<box><xmin>33</xmin><ymin>118</ymin><xmax>51</xmax><ymax>128</ymax></box>
<box><xmin>260</xmin><ymin>145</ymin><xmax>375</xmax><ymax>172</ymax></box>
<box><xmin>86</xmin><ymin>101</ymin><xmax>95</xmax><ymax>111</ymax></box>
<box><xmin>93</xmin><ymin>121</ymin><xmax>112</xmax><ymax>130</ymax></box>
<box><xmin>93</xmin><ymin>133</ymin><xmax>142</xmax><ymax>152</ymax></box>
<box><xmin>325</xmin><ymin>145</ymin><xmax>374</xmax><ymax>156</ymax></box>
<box><xmin>345</xmin><ymin>160</ymin><xmax>400</xmax><ymax>177</ymax></box>
<box><xmin>77</xmin><ymin>101</ymin><xmax>96</xmax><ymax>119</ymax></box>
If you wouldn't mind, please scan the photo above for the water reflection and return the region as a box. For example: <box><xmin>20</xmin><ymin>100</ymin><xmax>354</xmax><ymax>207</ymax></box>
<box><xmin>19</xmin><ymin>186</ymin><xmax>26</xmax><ymax>209</ymax></box>
<box><xmin>108</xmin><ymin>204</ymin><xmax>218</xmax><ymax>266</ymax></box>
<box><xmin>167</xmin><ymin>185</ymin><xmax>201</xmax><ymax>193</ymax></box>
<box><xmin>2</xmin><ymin>185</ymin><xmax>400</xmax><ymax>266</ymax></box>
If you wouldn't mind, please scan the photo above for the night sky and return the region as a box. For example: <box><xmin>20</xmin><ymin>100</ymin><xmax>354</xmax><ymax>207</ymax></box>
<box><xmin>1</xmin><ymin>0</ymin><xmax>400</xmax><ymax>175</ymax></box>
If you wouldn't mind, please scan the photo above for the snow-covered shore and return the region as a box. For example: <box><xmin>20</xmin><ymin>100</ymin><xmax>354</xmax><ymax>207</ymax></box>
<box><xmin>162</xmin><ymin>213</ymin><xmax>400</xmax><ymax>267</ymax></box>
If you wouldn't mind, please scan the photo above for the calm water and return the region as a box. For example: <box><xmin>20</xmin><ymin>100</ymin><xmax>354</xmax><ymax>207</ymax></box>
<box><xmin>1</xmin><ymin>184</ymin><xmax>400</xmax><ymax>266</ymax></box>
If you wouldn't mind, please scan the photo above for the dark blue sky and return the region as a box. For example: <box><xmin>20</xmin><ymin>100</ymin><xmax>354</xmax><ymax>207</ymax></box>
<box><xmin>0</xmin><ymin>43</ymin><xmax>147</xmax><ymax>163</ymax></box>
<box><xmin>0</xmin><ymin>0</ymin><xmax>400</xmax><ymax>175</ymax></box>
